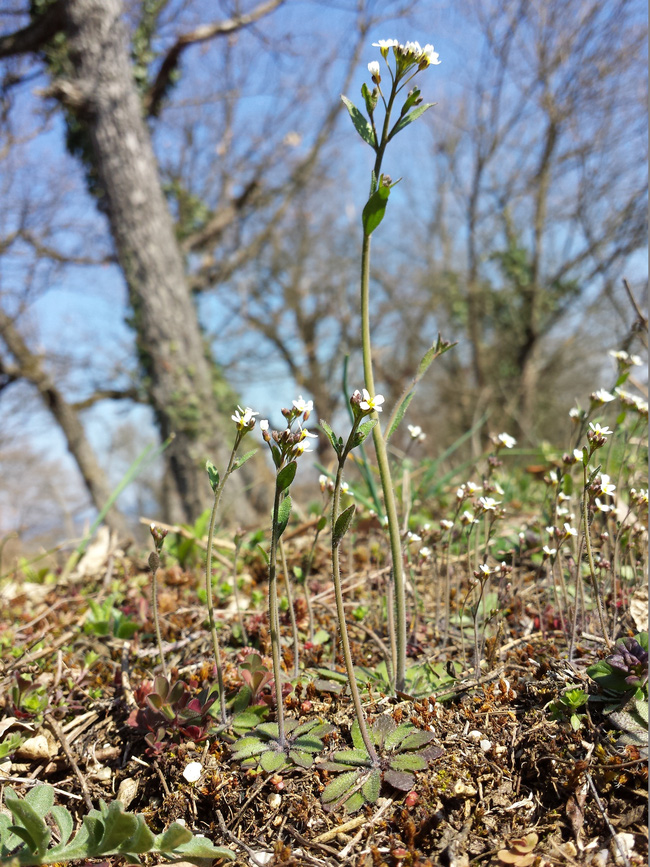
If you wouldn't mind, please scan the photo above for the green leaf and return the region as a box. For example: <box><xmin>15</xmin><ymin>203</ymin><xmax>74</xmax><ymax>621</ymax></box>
<box><xmin>117</xmin><ymin>817</ymin><xmax>156</xmax><ymax>854</ymax></box>
<box><xmin>333</xmin><ymin>504</ymin><xmax>356</xmax><ymax>547</ymax></box>
<box><xmin>259</xmin><ymin>748</ymin><xmax>288</xmax><ymax>772</ymax></box>
<box><xmin>97</xmin><ymin>802</ymin><xmax>139</xmax><ymax>853</ymax></box>
<box><xmin>171</xmin><ymin>836</ymin><xmax>236</xmax><ymax>862</ymax></box>
<box><xmin>385</xmin><ymin>392</ymin><xmax>414</xmax><ymax>442</ymax></box>
<box><xmin>362</xmin><ymin>181</ymin><xmax>392</xmax><ymax>236</ymax></box>
<box><xmin>155</xmin><ymin>824</ymin><xmax>194</xmax><ymax>853</ymax></box>
<box><xmin>389</xmin><ymin>753</ymin><xmax>427</xmax><ymax>772</ymax></box>
<box><xmin>399</xmin><ymin>730</ymin><xmax>435</xmax><ymax>751</ymax></box>
<box><xmin>340</xmin><ymin>95</ymin><xmax>376</xmax><ymax>148</ymax></box>
<box><xmin>5</xmin><ymin>788</ymin><xmax>51</xmax><ymax>855</ymax></box>
<box><xmin>50</xmin><ymin>805</ymin><xmax>74</xmax><ymax>847</ymax></box>
<box><xmin>361</xmin><ymin>82</ymin><xmax>378</xmax><ymax>116</ymax></box>
<box><xmin>206</xmin><ymin>460</ymin><xmax>220</xmax><ymax>492</ymax></box>
<box><xmin>372</xmin><ymin>714</ymin><xmax>396</xmax><ymax>749</ymax></box>
<box><xmin>352</xmin><ymin>418</ymin><xmax>378</xmax><ymax>448</ymax></box>
<box><xmin>361</xmin><ymin>768</ymin><xmax>381</xmax><ymax>804</ymax></box>
<box><xmin>277</xmin><ymin>495</ymin><xmax>292</xmax><ymax>538</ymax></box>
<box><xmin>230</xmin><ymin>736</ymin><xmax>268</xmax><ymax>760</ymax></box>
<box><xmin>277</xmin><ymin>461</ymin><xmax>297</xmax><ymax>492</ymax></box>
<box><xmin>320</xmin><ymin>420</ymin><xmax>341</xmax><ymax>456</ymax></box>
<box><xmin>388</xmin><ymin>103</ymin><xmax>435</xmax><ymax>140</ymax></box>
<box><xmin>232</xmin><ymin>449</ymin><xmax>257</xmax><ymax>471</ymax></box>
<box><xmin>331</xmin><ymin>748</ymin><xmax>372</xmax><ymax>767</ymax></box>
<box><xmin>321</xmin><ymin>769</ymin><xmax>360</xmax><ymax>804</ymax></box>
<box><xmin>342</xmin><ymin>792</ymin><xmax>366</xmax><ymax>813</ymax></box>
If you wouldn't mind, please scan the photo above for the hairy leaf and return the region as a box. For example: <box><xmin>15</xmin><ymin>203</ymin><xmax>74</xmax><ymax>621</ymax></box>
<box><xmin>340</xmin><ymin>95</ymin><xmax>376</xmax><ymax>148</ymax></box>
<box><xmin>333</xmin><ymin>504</ymin><xmax>356</xmax><ymax>547</ymax></box>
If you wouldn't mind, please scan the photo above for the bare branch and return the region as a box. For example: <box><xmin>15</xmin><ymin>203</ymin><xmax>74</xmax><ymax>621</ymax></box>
<box><xmin>144</xmin><ymin>0</ymin><xmax>285</xmax><ymax>117</ymax></box>
<box><xmin>71</xmin><ymin>387</ymin><xmax>143</xmax><ymax>411</ymax></box>
<box><xmin>0</xmin><ymin>1</ymin><xmax>64</xmax><ymax>59</ymax></box>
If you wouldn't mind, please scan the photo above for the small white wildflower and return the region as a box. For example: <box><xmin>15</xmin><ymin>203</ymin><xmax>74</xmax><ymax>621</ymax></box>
<box><xmin>563</xmin><ymin>523</ymin><xmax>577</xmax><ymax>537</ymax></box>
<box><xmin>497</xmin><ymin>432</ymin><xmax>517</xmax><ymax>449</ymax></box>
<box><xmin>456</xmin><ymin>485</ymin><xmax>467</xmax><ymax>500</ymax></box>
<box><xmin>591</xmin><ymin>389</ymin><xmax>616</xmax><ymax>404</ymax></box>
<box><xmin>594</xmin><ymin>498</ymin><xmax>612</xmax><ymax>513</ymax></box>
<box><xmin>372</xmin><ymin>38</ymin><xmax>399</xmax><ymax>51</ymax></box>
<box><xmin>182</xmin><ymin>762</ymin><xmax>202</xmax><ymax>784</ymax></box>
<box><xmin>407</xmin><ymin>531</ymin><xmax>422</xmax><ymax>543</ymax></box>
<box><xmin>556</xmin><ymin>507</ymin><xmax>569</xmax><ymax>516</ymax></box>
<box><xmin>381</xmin><ymin>514</ymin><xmax>389</xmax><ymax>527</ymax></box>
<box><xmin>420</xmin><ymin>43</ymin><xmax>441</xmax><ymax>66</ymax></box>
<box><xmin>300</xmin><ymin>428</ymin><xmax>318</xmax><ymax>440</ymax></box>
<box><xmin>573</xmin><ymin>448</ymin><xmax>585</xmax><ymax>462</ymax></box>
<box><xmin>569</xmin><ymin>407</ymin><xmax>583</xmax><ymax>422</ymax></box>
<box><xmin>477</xmin><ymin>564</ymin><xmax>492</xmax><ymax>576</ymax></box>
<box><xmin>295</xmin><ymin>439</ymin><xmax>314</xmax><ymax>455</ymax></box>
<box><xmin>629</xmin><ymin>354</ymin><xmax>643</xmax><ymax>366</ymax></box>
<box><xmin>407</xmin><ymin>424</ymin><xmax>426</xmax><ymax>440</ymax></box>
<box><xmin>292</xmin><ymin>395</ymin><xmax>313</xmax><ymax>414</ymax></box>
<box><xmin>597</xmin><ymin>474</ymin><xmax>616</xmax><ymax>497</ymax></box>
<box><xmin>368</xmin><ymin>60</ymin><xmax>381</xmax><ymax>79</ymax></box>
<box><xmin>461</xmin><ymin>510</ymin><xmax>478</xmax><ymax>525</ymax></box>
<box><xmin>558</xmin><ymin>492</ymin><xmax>571</xmax><ymax>502</ymax></box>
<box><xmin>478</xmin><ymin>496</ymin><xmax>500</xmax><ymax>511</ymax></box>
<box><xmin>545</xmin><ymin>526</ymin><xmax>556</xmax><ymax>535</ymax></box>
<box><xmin>440</xmin><ymin>519</ymin><xmax>454</xmax><ymax>530</ymax></box>
<box><xmin>360</xmin><ymin>388</ymin><xmax>385</xmax><ymax>413</ymax></box>
<box><xmin>492</xmin><ymin>482</ymin><xmax>505</xmax><ymax>496</ymax></box>
<box><xmin>542</xmin><ymin>545</ymin><xmax>557</xmax><ymax>557</ymax></box>
<box><xmin>419</xmin><ymin>546</ymin><xmax>432</xmax><ymax>559</ymax></box>
<box><xmin>422</xmin><ymin>523</ymin><xmax>431</xmax><ymax>531</ymax></box>
<box><xmin>231</xmin><ymin>405</ymin><xmax>259</xmax><ymax>428</ymax></box>
<box><xmin>259</xmin><ymin>419</ymin><xmax>269</xmax><ymax>432</ymax></box>
<box><xmin>465</xmin><ymin>481</ymin><xmax>480</xmax><ymax>494</ymax></box>
<box><xmin>589</xmin><ymin>422</ymin><xmax>613</xmax><ymax>437</ymax></box>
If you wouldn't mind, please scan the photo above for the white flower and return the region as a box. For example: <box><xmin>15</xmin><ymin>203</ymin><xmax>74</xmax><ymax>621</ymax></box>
<box><xmin>259</xmin><ymin>419</ymin><xmax>269</xmax><ymax>432</ymax></box>
<box><xmin>440</xmin><ymin>519</ymin><xmax>454</xmax><ymax>530</ymax></box>
<box><xmin>629</xmin><ymin>354</ymin><xmax>642</xmax><ymax>366</ymax></box>
<box><xmin>360</xmin><ymin>388</ymin><xmax>385</xmax><ymax>413</ymax></box>
<box><xmin>573</xmin><ymin>448</ymin><xmax>585</xmax><ymax>462</ymax></box>
<box><xmin>407</xmin><ymin>531</ymin><xmax>422</xmax><ymax>543</ymax></box>
<box><xmin>465</xmin><ymin>481</ymin><xmax>480</xmax><ymax>494</ymax></box>
<box><xmin>594</xmin><ymin>498</ymin><xmax>612</xmax><ymax>513</ymax></box>
<box><xmin>300</xmin><ymin>428</ymin><xmax>318</xmax><ymax>439</ymax></box>
<box><xmin>292</xmin><ymin>395</ymin><xmax>313</xmax><ymax>414</ymax></box>
<box><xmin>419</xmin><ymin>546</ymin><xmax>432</xmax><ymax>559</ymax></box>
<box><xmin>589</xmin><ymin>422</ymin><xmax>613</xmax><ymax>437</ymax></box>
<box><xmin>563</xmin><ymin>523</ymin><xmax>577</xmax><ymax>537</ymax></box>
<box><xmin>368</xmin><ymin>61</ymin><xmax>381</xmax><ymax>78</ymax></box>
<box><xmin>372</xmin><ymin>39</ymin><xmax>399</xmax><ymax>50</ymax></box>
<box><xmin>558</xmin><ymin>492</ymin><xmax>570</xmax><ymax>502</ymax></box>
<box><xmin>609</xmin><ymin>349</ymin><xmax>642</xmax><ymax>366</ymax></box>
<box><xmin>182</xmin><ymin>762</ymin><xmax>202</xmax><ymax>783</ymax></box>
<box><xmin>597</xmin><ymin>474</ymin><xmax>616</xmax><ymax>497</ymax></box>
<box><xmin>591</xmin><ymin>389</ymin><xmax>615</xmax><ymax>404</ymax></box>
<box><xmin>231</xmin><ymin>405</ymin><xmax>259</xmax><ymax>428</ymax></box>
<box><xmin>545</xmin><ymin>526</ymin><xmax>556</xmax><ymax>535</ymax></box>
<box><xmin>420</xmin><ymin>43</ymin><xmax>441</xmax><ymax>66</ymax></box>
<box><xmin>569</xmin><ymin>407</ymin><xmax>583</xmax><ymax>421</ymax></box>
<box><xmin>340</xmin><ymin>482</ymin><xmax>354</xmax><ymax>496</ymax></box>
<box><xmin>477</xmin><ymin>564</ymin><xmax>492</xmax><ymax>576</ymax></box>
<box><xmin>478</xmin><ymin>496</ymin><xmax>500</xmax><ymax>511</ymax></box>
<box><xmin>407</xmin><ymin>424</ymin><xmax>425</xmax><ymax>440</ymax></box>
<box><xmin>542</xmin><ymin>545</ymin><xmax>557</xmax><ymax>557</ymax></box>
<box><xmin>493</xmin><ymin>482</ymin><xmax>505</xmax><ymax>496</ymax></box>
<box><xmin>461</xmin><ymin>510</ymin><xmax>478</xmax><ymax>525</ymax></box>
<box><xmin>556</xmin><ymin>507</ymin><xmax>569</xmax><ymax>516</ymax></box>
<box><xmin>497</xmin><ymin>432</ymin><xmax>517</xmax><ymax>449</ymax></box>
<box><xmin>456</xmin><ymin>485</ymin><xmax>467</xmax><ymax>500</ymax></box>
<box><xmin>295</xmin><ymin>439</ymin><xmax>314</xmax><ymax>455</ymax></box>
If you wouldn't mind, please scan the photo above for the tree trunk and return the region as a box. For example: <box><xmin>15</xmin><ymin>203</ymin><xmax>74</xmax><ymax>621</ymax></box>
<box><xmin>0</xmin><ymin>309</ymin><xmax>130</xmax><ymax>538</ymax></box>
<box><xmin>60</xmin><ymin>0</ymin><xmax>256</xmax><ymax>524</ymax></box>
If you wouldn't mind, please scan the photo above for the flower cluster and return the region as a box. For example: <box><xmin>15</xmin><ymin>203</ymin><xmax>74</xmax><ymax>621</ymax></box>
<box><xmin>615</xmin><ymin>387</ymin><xmax>649</xmax><ymax>417</ymax></box>
<box><xmin>372</xmin><ymin>39</ymin><xmax>441</xmax><ymax>71</ymax></box>
<box><xmin>407</xmin><ymin>424</ymin><xmax>426</xmax><ymax>442</ymax></box>
<box><xmin>258</xmin><ymin>398</ymin><xmax>318</xmax><ymax>466</ymax></box>
<box><xmin>609</xmin><ymin>349</ymin><xmax>643</xmax><ymax>368</ymax></box>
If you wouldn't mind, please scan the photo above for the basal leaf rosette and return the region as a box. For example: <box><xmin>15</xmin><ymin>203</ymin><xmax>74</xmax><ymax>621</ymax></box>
<box><xmin>230</xmin><ymin>718</ymin><xmax>335</xmax><ymax>773</ymax></box>
<box><xmin>320</xmin><ymin>715</ymin><xmax>442</xmax><ymax>813</ymax></box>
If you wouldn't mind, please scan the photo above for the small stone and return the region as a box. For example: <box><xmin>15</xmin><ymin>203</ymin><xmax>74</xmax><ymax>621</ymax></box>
<box><xmin>479</xmin><ymin>739</ymin><xmax>492</xmax><ymax>752</ymax></box>
<box><xmin>15</xmin><ymin>735</ymin><xmax>53</xmax><ymax>761</ymax></box>
<box><xmin>267</xmin><ymin>793</ymin><xmax>282</xmax><ymax>809</ymax></box>
<box><xmin>182</xmin><ymin>761</ymin><xmax>202</xmax><ymax>783</ymax></box>
<box><xmin>451</xmin><ymin>779</ymin><xmax>477</xmax><ymax>797</ymax></box>
<box><xmin>117</xmin><ymin>778</ymin><xmax>139</xmax><ymax>809</ymax></box>
<box><xmin>467</xmin><ymin>730</ymin><xmax>483</xmax><ymax>743</ymax></box>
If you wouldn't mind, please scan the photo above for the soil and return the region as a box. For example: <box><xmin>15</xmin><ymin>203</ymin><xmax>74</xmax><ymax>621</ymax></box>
<box><xmin>0</xmin><ymin>526</ymin><xmax>647</xmax><ymax>867</ymax></box>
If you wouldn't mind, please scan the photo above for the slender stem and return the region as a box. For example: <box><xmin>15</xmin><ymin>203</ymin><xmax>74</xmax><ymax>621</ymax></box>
<box><xmin>360</xmin><ymin>230</ymin><xmax>407</xmax><ymax>693</ymax></box>
<box><xmin>582</xmin><ymin>464</ymin><xmax>612</xmax><ymax>648</ymax></box>
<box><xmin>269</xmin><ymin>481</ymin><xmax>287</xmax><ymax>746</ymax></box>
<box><xmin>331</xmin><ymin>434</ymin><xmax>379</xmax><ymax>765</ymax></box>
<box><xmin>279</xmin><ymin>538</ymin><xmax>300</xmax><ymax>679</ymax></box>
<box><xmin>205</xmin><ymin>439</ymin><xmax>240</xmax><ymax>725</ymax></box>
<box><xmin>150</xmin><ymin>561</ymin><xmax>167</xmax><ymax>678</ymax></box>
<box><xmin>231</xmin><ymin>536</ymin><xmax>248</xmax><ymax>645</ymax></box>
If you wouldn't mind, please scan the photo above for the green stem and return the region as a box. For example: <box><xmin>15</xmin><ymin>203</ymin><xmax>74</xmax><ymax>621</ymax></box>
<box><xmin>279</xmin><ymin>538</ymin><xmax>300</xmax><ymax>679</ymax></box>
<box><xmin>582</xmin><ymin>464</ymin><xmax>612</xmax><ymax>648</ymax></box>
<box><xmin>360</xmin><ymin>230</ymin><xmax>407</xmax><ymax>693</ymax></box>
<box><xmin>269</xmin><ymin>481</ymin><xmax>287</xmax><ymax>747</ymax></box>
<box><xmin>331</xmin><ymin>429</ymin><xmax>379</xmax><ymax>765</ymax></box>
<box><xmin>205</xmin><ymin>439</ymin><xmax>240</xmax><ymax>725</ymax></box>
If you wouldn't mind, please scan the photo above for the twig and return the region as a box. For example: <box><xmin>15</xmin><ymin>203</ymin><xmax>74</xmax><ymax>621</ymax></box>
<box><xmin>152</xmin><ymin>759</ymin><xmax>171</xmax><ymax>797</ymax></box>
<box><xmin>216</xmin><ymin>809</ymin><xmax>272</xmax><ymax>867</ymax></box>
<box><xmin>120</xmin><ymin>641</ymin><xmax>135</xmax><ymax>709</ymax></box>
<box><xmin>586</xmin><ymin>772</ymin><xmax>631</xmax><ymax>867</ymax></box>
<box><xmin>44</xmin><ymin>713</ymin><xmax>93</xmax><ymax>811</ymax></box>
